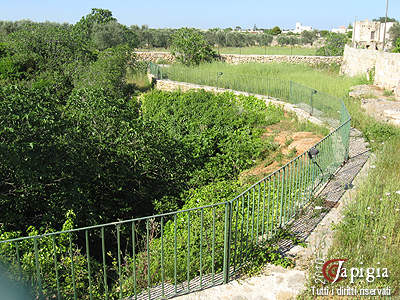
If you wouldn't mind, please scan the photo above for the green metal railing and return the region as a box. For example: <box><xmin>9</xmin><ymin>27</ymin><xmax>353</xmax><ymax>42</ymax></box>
<box><xmin>0</xmin><ymin>64</ymin><xmax>351</xmax><ymax>300</ymax></box>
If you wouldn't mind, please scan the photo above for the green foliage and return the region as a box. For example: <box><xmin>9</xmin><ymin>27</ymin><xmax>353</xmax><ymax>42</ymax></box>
<box><xmin>373</xmin><ymin>16</ymin><xmax>398</xmax><ymax>23</ymax></box>
<box><xmin>318</xmin><ymin>30</ymin><xmax>330</xmax><ymax>38</ymax></box>
<box><xmin>0</xmin><ymin>84</ymin><xmax>193</xmax><ymax>231</ymax></box>
<box><xmin>364</xmin><ymin>122</ymin><xmax>400</xmax><ymax>144</ymax></box>
<box><xmin>0</xmin><ymin>211</ymin><xmax>104</xmax><ymax>299</ymax></box>
<box><xmin>270</xmin><ymin>26</ymin><xmax>282</xmax><ymax>35</ymax></box>
<box><xmin>75</xmin><ymin>45</ymin><xmax>130</xmax><ymax>96</ymax></box>
<box><xmin>91</xmin><ymin>21</ymin><xmax>138</xmax><ymax>50</ymax></box>
<box><xmin>277</xmin><ymin>35</ymin><xmax>300</xmax><ymax>46</ymax></box>
<box><xmin>170</xmin><ymin>28</ymin><xmax>218</xmax><ymax>65</ymax></box>
<box><xmin>141</xmin><ymin>90</ymin><xmax>283</xmax><ymax>186</ymax></box>
<box><xmin>300</xmin><ymin>30</ymin><xmax>318</xmax><ymax>45</ymax></box>
<box><xmin>389</xmin><ymin>23</ymin><xmax>400</xmax><ymax>47</ymax></box>
<box><xmin>317</xmin><ymin>33</ymin><xmax>349</xmax><ymax>56</ymax></box>
<box><xmin>4</xmin><ymin>23</ymin><xmax>94</xmax><ymax>77</ymax></box>
<box><xmin>392</xmin><ymin>37</ymin><xmax>400</xmax><ymax>53</ymax></box>
<box><xmin>74</xmin><ymin>8</ymin><xmax>116</xmax><ymax>39</ymax></box>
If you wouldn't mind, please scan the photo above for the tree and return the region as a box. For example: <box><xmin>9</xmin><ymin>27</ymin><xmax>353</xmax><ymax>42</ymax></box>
<box><xmin>91</xmin><ymin>21</ymin><xmax>138</xmax><ymax>50</ymax></box>
<box><xmin>170</xmin><ymin>28</ymin><xmax>217</xmax><ymax>66</ymax></box>
<box><xmin>389</xmin><ymin>23</ymin><xmax>400</xmax><ymax>46</ymax></box>
<box><xmin>317</xmin><ymin>33</ymin><xmax>349</xmax><ymax>56</ymax></box>
<box><xmin>300</xmin><ymin>30</ymin><xmax>318</xmax><ymax>45</ymax></box>
<box><xmin>271</xmin><ymin>26</ymin><xmax>282</xmax><ymax>35</ymax></box>
<box><xmin>259</xmin><ymin>33</ymin><xmax>273</xmax><ymax>46</ymax></box>
<box><xmin>75</xmin><ymin>8</ymin><xmax>116</xmax><ymax>38</ymax></box>
<box><xmin>373</xmin><ymin>17</ymin><xmax>398</xmax><ymax>23</ymax></box>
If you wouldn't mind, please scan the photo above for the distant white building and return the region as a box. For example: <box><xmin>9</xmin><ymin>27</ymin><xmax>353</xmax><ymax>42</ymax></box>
<box><xmin>292</xmin><ymin>22</ymin><xmax>313</xmax><ymax>34</ymax></box>
<box><xmin>331</xmin><ymin>26</ymin><xmax>349</xmax><ymax>34</ymax></box>
<box><xmin>352</xmin><ymin>19</ymin><xmax>395</xmax><ymax>50</ymax></box>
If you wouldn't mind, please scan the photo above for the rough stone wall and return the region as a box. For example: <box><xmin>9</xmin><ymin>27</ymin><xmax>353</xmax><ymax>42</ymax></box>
<box><xmin>341</xmin><ymin>45</ymin><xmax>400</xmax><ymax>92</ymax></box>
<box><xmin>135</xmin><ymin>51</ymin><xmax>176</xmax><ymax>63</ymax></box>
<box><xmin>153</xmin><ymin>78</ymin><xmax>325</xmax><ymax>127</ymax></box>
<box><xmin>340</xmin><ymin>45</ymin><xmax>378</xmax><ymax>77</ymax></box>
<box><xmin>374</xmin><ymin>51</ymin><xmax>400</xmax><ymax>91</ymax></box>
<box><xmin>135</xmin><ymin>51</ymin><xmax>342</xmax><ymax>66</ymax></box>
<box><xmin>219</xmin><ymin>54</ymin><xmax>342</xmax><ymax>65</ymax></box>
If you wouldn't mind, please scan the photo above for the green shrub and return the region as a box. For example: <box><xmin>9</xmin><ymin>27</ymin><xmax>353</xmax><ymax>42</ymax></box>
<box><xmin>170</xmin><ymin>28</ymin><xmax>218</xmax><ymax>66</ymax></box>
<box><xmin>317</xmin><ymin>33</ymin><xmax>349</xmax><ymax>56</ymax></box>
<box><xmin>141</xmin><ymin>90</ymin><xmax>284</xmax><ymax>186</ymax></box>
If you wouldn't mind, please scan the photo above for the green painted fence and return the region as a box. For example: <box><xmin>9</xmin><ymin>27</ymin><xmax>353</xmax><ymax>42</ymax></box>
<box><xmin>0</xmin><ymin>64</ymin><xmax>351</xmax><ymax>300</ymax></box>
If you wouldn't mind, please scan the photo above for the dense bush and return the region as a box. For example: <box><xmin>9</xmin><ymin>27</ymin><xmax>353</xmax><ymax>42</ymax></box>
<box><xmin>141</xmin><ymin>90</ymin><xmax>283</xmax><ymax>187</ymax></box>
<box><xmin>170</xmin><ymin>28</ymin><xmax>218</xmax><ymax>66</ymax></box>
<box><xmin>0</xmin><ymin>83</ymin><xmax>196</xmax><ymax>231</ymax></box>
<box><xmin>316</xmin><ymin>33</ymin><xmax>349</xmax><ymax>56</ymax></box>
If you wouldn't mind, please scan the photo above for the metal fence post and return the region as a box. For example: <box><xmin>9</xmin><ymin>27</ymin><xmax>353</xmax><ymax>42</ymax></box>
<box><xmin>223</xmin><ymin>201</ymin><xmax>232</xmax><ymax>284</ymax></box>
<box><xmin>310</xmin><ymin>89</ymin><xmax>314</xmax><ymax>116</ymax></box>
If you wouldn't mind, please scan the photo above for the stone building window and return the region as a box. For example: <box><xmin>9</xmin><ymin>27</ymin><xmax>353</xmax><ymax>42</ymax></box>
<box><xmin>371</xmin><ymin>31</ymin><xmax>375</xmax><ymax>40</ymax></box>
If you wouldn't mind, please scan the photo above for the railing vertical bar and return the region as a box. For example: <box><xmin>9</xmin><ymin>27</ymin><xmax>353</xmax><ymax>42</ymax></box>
<box><xmin>261</xmin><ymin>180</ymin><xmax>266</xmax><ymax>243</ymax></box>
<box><xmin>279</xmin><ymin>168</ymin><xmax>285</xmax><ymax>227</ymax></box>
<box><xmin>301</xmin><ymin>154</ymin><xmax>307</xmax><ymax>206</ymax></box>
<box><xmin>199</xmin><ymin>209</ymin><xmax>203</xmax><ymax>288</ymax></box>
<box><xmin>146</xmin><ymin>219</ymin><xmax>151</xmax><ymax>300</ymax></box>
<box><xmin>282</xmin><ymin>164</ymin><xmax>289</xmax><ymax>225</ymax></box>
<box><xmin>272</xmin><ymin>172</ymin><xmax>278</xmax><ymax>234</ymax></box>
<box><xmin>233</xmin><ymin>200</ymin><xmax>239</xmax><ymax>272</ymax></box>
<box><xmin>15</xmin><ymin>242</ymin><xmax>22</xmax><ymax>280</ymax></box>
<box><xmin>117</xmin><ymin>225</ymin><xmax>122</xmax><ymax>299</ymax></box>
<box><xmin>288</xmin><ymin>160</ymin><xmax>294</xmax><ymax>220</ymax></box>
<box><xmin>33</xmin><ymin>238</ymin><xmax>43</xmax><ymax>299</ymax></box>
<box><xmin>212</xmin><ymin>207</ymin><xmax>216</xmax><ymax>285</ymax></box>
<box><xmin>266</xmin><ymin>178</ymin><xmax>272</xmax><ymax>239</ymax></box>
<box><xmin>85</xmin><ymin>231</ymin><xmax>92</xmax><ymax>300</ymax></box>
<box><xmin>251</xmin><ymin>187</ymin><xmax>256</xmax><ymax>247</ymax></box>
<box><xmin>223</xmin><ymin>201</ymin><xmax>232</xmax><ymax>284</ymax></box>
<box><xmin>187</xmin><ymin>211</ymin><xmax>191</xmax><ymax>292</ymax></box>
<box><xmin>256</xmin><ymin>184</ymin><xmax>261</xmax><ymax>244</ymax></box>
<box><xmin>69</xmin><ymin>232</ymin><xmax>77</xmax><ymax>300</ymax></box>
<box><xmin>239</xmin><ymin>195</ymin><xmax>245</xmax><ymax>266</ymax></box>
<box><xmin>292</xmin><ymin>159</ymin><xmax>298</xmax><ymax>218</ymax></box>
<box><xmin>101</xmin><ymin>227</ymin><xmax>108</xmax><ymax>300</ymax></box>
<box><xmin>174</xmin><ymin>214</ymin><xmax>177</xmax><ymax>294</ymax></box>
<box><xmin>51</xmin><ymin>236</ymin><xmax>61</xmax><ymax>300</ymax></box>
<box><xmin>245</xmin><ymin>193</ymin><xmax>250</xmax><ymax>259</ymax></box>
<box><xmin>161</xmin><ymin>216</ymin><xmax>165</xmax><ymax>297</ymax></box>
<box><xmin>132</xmin><ymin>222</ymin><xmax>137</xmax><ymax>299</ymax></box>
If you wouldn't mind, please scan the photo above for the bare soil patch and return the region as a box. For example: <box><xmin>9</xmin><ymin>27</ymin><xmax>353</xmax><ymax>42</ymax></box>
<box><xmin>240</xmin><ymin>119</ymin><xmax>323</xmax><ymax>182</ymax></box>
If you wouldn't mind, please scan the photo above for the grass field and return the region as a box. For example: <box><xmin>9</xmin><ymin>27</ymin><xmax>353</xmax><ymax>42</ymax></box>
<box><xmin>136</xmin><ymin>46</ymin><xmax>317</xmax><ymax>56</ymax></box>
<box><xmin>162</xmin><ymin>62</ymin><xmax>365</xmax><ymax>97</ymax></box>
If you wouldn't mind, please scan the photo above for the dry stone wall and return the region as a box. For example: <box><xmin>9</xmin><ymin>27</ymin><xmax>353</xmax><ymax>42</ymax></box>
<box><xmin>341</xmin><ymin>45</ymin><xmax>400</xmax><ymax>93</ymax></box>
<box><xmin>135</xmin><ymin>51</ymin><xmax>342</xmax><ymax>66</ymax></box>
